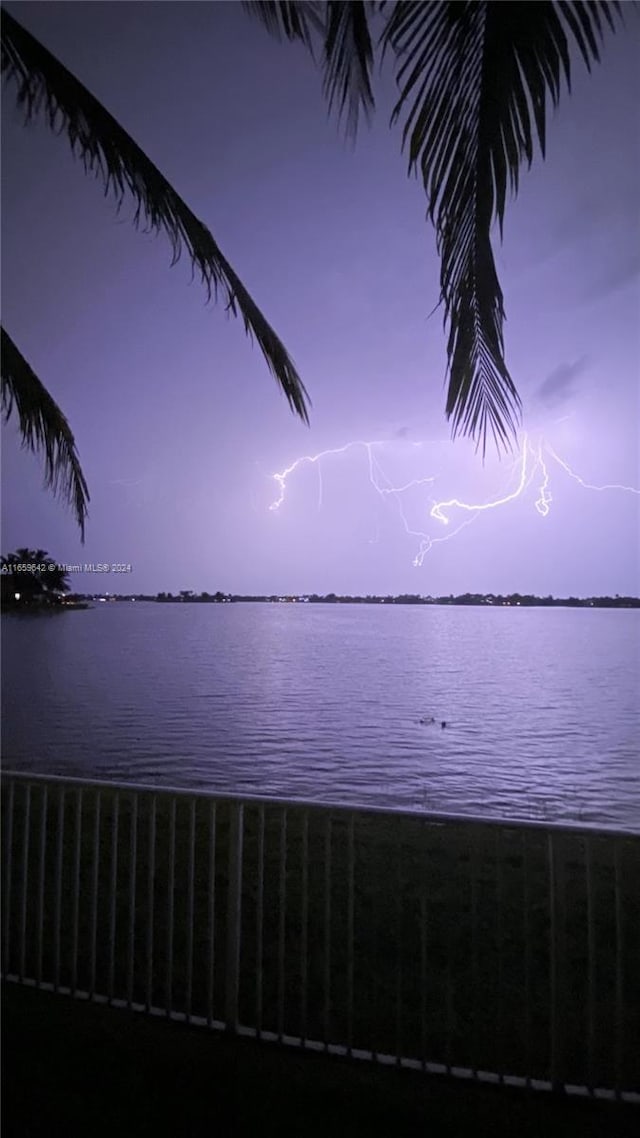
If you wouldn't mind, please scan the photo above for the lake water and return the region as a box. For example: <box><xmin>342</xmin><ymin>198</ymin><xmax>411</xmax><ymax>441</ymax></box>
<box><xmin>2</xmin><ymin>604</ymin><xmax>639</xmax><ymax>831</ymax></box>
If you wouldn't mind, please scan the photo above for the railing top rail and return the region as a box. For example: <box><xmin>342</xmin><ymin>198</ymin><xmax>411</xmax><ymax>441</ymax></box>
<box><xmin>2</xmin><ymin>769</ymin><xmax>638</xmax><ymax>840</ymax></box>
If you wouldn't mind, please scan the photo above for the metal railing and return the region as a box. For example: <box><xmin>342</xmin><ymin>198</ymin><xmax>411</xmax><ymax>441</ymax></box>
<box><xmin>2</xmin><ymin>770</ymin><xmax>639</xmax><ymax>1100</ymax></box>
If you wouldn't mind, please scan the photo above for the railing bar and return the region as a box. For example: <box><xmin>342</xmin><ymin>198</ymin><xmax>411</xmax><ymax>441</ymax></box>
<box><xmin>165</xmin><ymin>797</ymin><xmax>176</xmax><ymax>1017</ymax></box>
<box><xmin>145</xmin><ymin>795</ymin><xmax>157</xmax><ymax>1012</ymax></box>
<box><xmin>206</xmin><ymin>801</ymin><xmax>217</xmax><ymax>1028</ymax></box>
<box><xmin>523</xmin><ymin>831</ymin><xmax>532</xmax><ymax>1090</ymax></box>
<box><xmin>2</xmin><ymin>780</ymin><xmax>15</xmax><ymax>973</ymax></box>
<box><xmin>277</xmin><ymin>807</ymin><xmax>287</xmax><ymax>1042</ymax></box>
<box><xmin>89</xmin><ymin>791</ymin><xmax>101</xmax><ymax>999</ymax></box>
<box><xmin>53</xmin><ymin>790</ymin><xmax>65</xmax><ymax>993</ymax></box>
<box><xmin>4</xmin><ymin>768</ymin><xmax>630</xmax><ymax>837</ymax></box>
<box><xmin>255</xmin><ymin>805</ymin><xmax>265</xmax><ymax>1039</ymax></box>
<box><xmin>371</xmin><ymin>840</ymin><xmax>380</xmax><ymax>1064</ymax></box>
<box><xmin>126</xmin><ymin>794</ymin><xmax>138</xmax><ymax>1009</ymax></box>
<box><xmin>225</xmin><ymin>803</ymin><xmax>244</xmax><ymax>1033</ymax></box>
<box><xmin>323</xmin><ymin>814</ymin><xmax>332</xmax><ymax>1050</ymax></box>
<box><xmin>346</xmin><ymin>813</ymin><xmax>355</xmax><ymax>1057</ymax></box>
<box><xmin>18</xmin><ymin>783</ymin><xmax>31</xmax><ymax>983</ymax></box>
<box><xmin>108</xmin><ymin>793</ymin><xmax>120</xmax><ymax>1004</ymax></box>
<box><xmin>35</xmin><ymin>785</ymin><xmax>48</xmax><ymax>988</ymax></box>
<box><xmin>470</xmin><ymin>831</ymin><xmax>479</xmax><ymax>1079</ymax></box>
<box><xmin>70</xmin><ymin>788</ymin><xmax>83</xmax><ymax>995</ymax></box>
<box><xmin>395</xmin><ymin>838</ymin><xmax>403</xmax><ymax>1065</ymax></box>
<box><xmin>420</xmin><ymin>886</ymin><xmax>428</xmax><ymax>1073</ymax></box>
<box><xmin>548</xmin><ymin>833</ymin><xmax>559</xmax><ymax>1090</ymax></box>
<box><xmin>185</xmin><ymin>797</ymin><xmax>196</xmax><ymax>1023</ymax></box>
<box><xmin>496</xmin><ymin>829</ymin><xmax>504</xmax><ymax>1084</ymax></box>
<box><xmin>614</xmin><ymin>840</ymin><xmax>624</xmax><ymax>1101</ymax></box>
<box><xmin>300</xmin><ymin>810</ymin><xmax>309</xmax><ymax>1045</ymax></box>
<box><xmin>444</xmin><ymin>832</ymin><xmax>453</xmax><ymax>1074</ymax></box>
<box><xmin>585</xmin><ymin>836</ymin><xmax>596</xmax><ymax>1093</ymax></box>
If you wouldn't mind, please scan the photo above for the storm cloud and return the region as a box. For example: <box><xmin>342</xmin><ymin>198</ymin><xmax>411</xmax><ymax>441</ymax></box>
<box><xmin>533</xmin><ymin>358</ymin><xmax>589</xmax><ymax>409</ymax></box>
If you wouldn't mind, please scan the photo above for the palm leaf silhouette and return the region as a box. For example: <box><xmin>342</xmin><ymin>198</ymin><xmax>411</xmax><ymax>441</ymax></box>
<box><xmin>248</xmin><ymin>0</ymin><xmax>626</xmax><ymax>452</ymax></box>
<box><xmin>383</xmin><ymin>0</ymin><xmax>624</xmax><ymax>452</ymax></box>
<box><xmin>1</xmin><ymin>8</ymin><xmax>310</xmax><ymax>536</ymax></box>
<box><xmin>245</xmin><ymin>0</ymin><xmax>376</xmax><ymax>133</ymax></box>
<box><xmin>1</xmin><ymin>328</ymin><xmax>89</xmax><ymax>540</ymax></box>
<box><xmin>242</xmin><ymin>0</ymin><xmax>324</xmax><ymax>48</ymax></box>
<box><xmin>323</xmin><ymin>1</ymin><xmax>376</xmax><ymax>134</ymax></box>
<box><xmin>1</xmin><ymin>9</ymin><xmax>309</xmax><ymax>422</ymax></box>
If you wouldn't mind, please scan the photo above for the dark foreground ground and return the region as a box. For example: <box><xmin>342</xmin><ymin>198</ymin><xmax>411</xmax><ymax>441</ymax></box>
<box><xmin>2</xmin><ymin>984</ymin><xmax>637</xmax><ymax>1138</ymax></box>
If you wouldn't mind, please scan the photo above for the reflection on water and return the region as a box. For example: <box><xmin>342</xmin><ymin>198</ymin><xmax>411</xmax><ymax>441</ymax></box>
<box><xmin>2</xmin><ymin>603</ymin><xmax>639</xmax><ymax>830</ymax></box>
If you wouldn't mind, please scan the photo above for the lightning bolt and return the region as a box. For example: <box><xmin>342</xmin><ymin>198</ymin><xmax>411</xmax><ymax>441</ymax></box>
<box><xmin>544</xmin><ymin>444</ymin><xmax>640</xmax><ymax>496</ymax></box>
<box><xmin>429</xmin><ymin>441</ymin><xmax>530</xmax><ymax>525</ymax></box>
<box><xmin>268</xmin><ymin>433</ymin><xmax>639</xmax><ymax>565</ymax></box>
<box><xmin>534</xmin><ymin>444</ymin><xmax>552</xmax><ymax>517</ymax></box>
<box><xmin>269</xmin><ymin>441</ymin><xmax>382</xmax><ymax>511</ymax></box>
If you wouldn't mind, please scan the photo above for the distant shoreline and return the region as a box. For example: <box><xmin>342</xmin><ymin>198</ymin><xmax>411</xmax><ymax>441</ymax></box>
<box><xmin>58</xmin><ymin>592</ymin><xmax>640</xmax><ymax>609</ymax></box>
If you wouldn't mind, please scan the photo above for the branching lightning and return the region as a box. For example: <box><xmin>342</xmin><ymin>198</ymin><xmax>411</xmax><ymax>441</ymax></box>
<box><xmin>429</xmin><ymin>443</ymin><xmax>529</xmax><ymax>524</ymax></box>
<box><xmin>543</xmin><ymin>444</ymin><xmax>640</xmax><ymax>495</ymax></box>
<box><xmin>268</xmin><ymin>432</ymin><xmax>639</xmax><ymax>566</ymax></box>
<box><xmin>269</xmin><ymin>441</ymin><xmax>376</xmax><ymax>512</ymax></box>
<box><xmin>534</xmin><ymin>444</ymin><xmax>552</xmax><ymax>518</ymax></box>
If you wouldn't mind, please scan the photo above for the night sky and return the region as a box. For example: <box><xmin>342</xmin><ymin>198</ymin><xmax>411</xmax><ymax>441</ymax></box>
<box><xmin>2</xmin><ymin>2</ymin><xmax>639</xmax><ymax>597</ymax></box>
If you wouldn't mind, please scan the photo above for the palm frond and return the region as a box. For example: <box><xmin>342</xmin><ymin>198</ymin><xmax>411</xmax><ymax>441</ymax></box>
<box><xmin>322</xmin><ymin>2</ymin><xmax>376</xmax><ymax>134</ymax></box>
<box><xmin>245</xmin><ymin>1</ymin><xmax>376</xmax><ymax>133</ymax></box>
<box><xmin>1</xmin><ymin>9</ymin><xmax>310</xmax><ymax>422</ymax></box>
<box><xmin>242</xmin><ymin>1</ymin><xmax>325</xmax><ymax>48</ymax></box>
<box><xmin>382</xmin><ymin>0</ymin><xmax>625</xmax><ymax>453</ymax></box>
<box><xmin>1</xmin><ymin>327</ymin><xmax>90</xmax><ymax>540</ymax></box>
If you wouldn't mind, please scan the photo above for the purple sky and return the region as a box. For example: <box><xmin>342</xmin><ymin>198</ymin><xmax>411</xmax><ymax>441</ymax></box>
<box><xmin>2</xmin><ymin>2</ymin><xmax>639</xmax><ymax>597</ymax></box>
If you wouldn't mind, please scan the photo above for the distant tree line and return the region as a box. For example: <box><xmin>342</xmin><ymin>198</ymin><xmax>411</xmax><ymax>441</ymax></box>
<box><xmin>55</xmin><ymin>591</ymin><xmax>640</xmax><ymax>610</ymax></box>
<box><xmin>261</xmin><ymin>593</ymin><xmax>639</xmax><ymax>608</ymax></box>
<box><xmin>6</xmin><ymin>547</ymin><xmax>636</xmax><ymax>612</ymax></box>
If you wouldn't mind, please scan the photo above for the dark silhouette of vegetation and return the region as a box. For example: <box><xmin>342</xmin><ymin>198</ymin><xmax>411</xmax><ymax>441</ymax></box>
<box><xmin>237</xmin><ymin>592</ymin><xmax>640</xmax><ymax>608</ymax></box>
<box><xmin>1</xmin><ymin>547</ymin><xmax>70</xmax><ymax>609</ymax></box>
<box><xmin>1</xmin><ymin>330</ymin><xmax>90</xmax><ymax>540</ymax></box>
<box><xmin>1</xmin><ymin>3</ymin><xmax>627</xmax><ymax>534</ymax></box>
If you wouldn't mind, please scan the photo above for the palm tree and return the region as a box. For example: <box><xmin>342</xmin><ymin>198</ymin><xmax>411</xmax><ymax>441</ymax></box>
<box><xmin>1</xmin><ymin>8</ymin><xmax>310</xmax><ymax>540</ymax></box>
<box><xmin>245</xmin><ymin>1</ymin><xmax>627</xmax><ymax>452</ymax></box>
<box><xmin>15</xmin><ymin>548</ymin><xmax>70</xmax><ymax>600</ymax></box>
<box><xmin>0</xmin><ymin>547</ymin><xmax>70</xmax><ymax>608</ymax></box>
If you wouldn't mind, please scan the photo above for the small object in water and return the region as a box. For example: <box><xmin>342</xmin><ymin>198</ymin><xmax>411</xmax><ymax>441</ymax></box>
<box><xmin>419</xmin><ymin>716</ymin><xmax>435</xmax><ymax>725</ymax></box>
<box><xmin>441</xmin><ymin>720</ymin><xmax>447</xmax><ymax>729</ymax></box>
